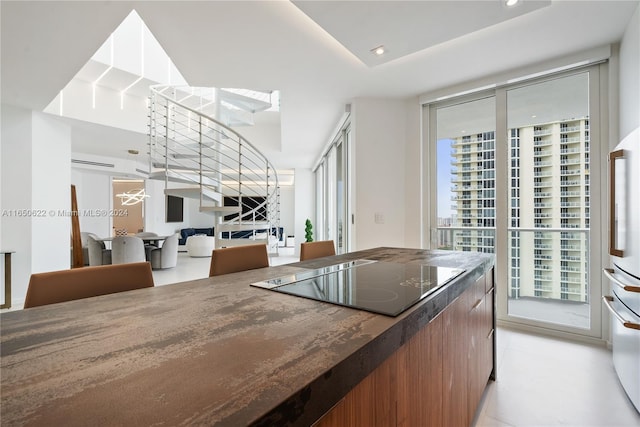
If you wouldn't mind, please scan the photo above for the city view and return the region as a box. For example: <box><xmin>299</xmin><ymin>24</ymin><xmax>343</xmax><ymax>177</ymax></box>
<box><xmin>436</xmin><ymin>116</ymin><xmax>591</xmax><ymax>328</ymax></box>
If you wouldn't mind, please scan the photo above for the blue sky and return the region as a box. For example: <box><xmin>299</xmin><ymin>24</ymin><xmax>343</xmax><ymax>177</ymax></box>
<box><xmin>437</xmin><ymin>138</ymin><xmax>454</xmax><ymax>219</ymax></box>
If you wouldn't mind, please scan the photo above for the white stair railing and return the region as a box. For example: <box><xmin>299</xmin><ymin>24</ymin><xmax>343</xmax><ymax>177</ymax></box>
<box><xmin>148</xmin><ymin>85</ymin><xmax>281</xmax><ymax>250</ymax></box>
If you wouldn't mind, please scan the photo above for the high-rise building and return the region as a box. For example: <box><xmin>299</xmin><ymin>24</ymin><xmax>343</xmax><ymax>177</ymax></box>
<box><xmin>450</xmin><ymin>131</ymin><xmax>496</xmax><ymax>254</ymax></box>
<box><xmin>449</xmin><ymin>118</ymin><xmax>590</xmax><ymax>302</ymax></box>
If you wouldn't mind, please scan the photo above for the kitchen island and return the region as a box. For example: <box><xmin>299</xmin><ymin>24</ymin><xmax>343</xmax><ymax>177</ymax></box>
<box><xmin>0</xmin><ymin>247</ymin><xmax>495</xmax><ymax>426</ymax></box>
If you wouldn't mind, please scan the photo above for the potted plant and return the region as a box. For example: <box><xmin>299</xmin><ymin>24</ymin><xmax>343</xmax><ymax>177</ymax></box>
<box><xmin>305</xmin><ymin>219</ymin><xmax>313</xmax><ymax>242</ymax></box>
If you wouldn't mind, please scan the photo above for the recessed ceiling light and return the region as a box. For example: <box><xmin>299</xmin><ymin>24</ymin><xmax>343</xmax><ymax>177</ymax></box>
<box><xmin>371</xmin><ymin>45</ymin><xmax>385</xmax><ymax>56</ymax></box>
<box><xmin>505</xmin><ymin>0</ymin><xmax>519</xmax><ymax>6</ymax></box>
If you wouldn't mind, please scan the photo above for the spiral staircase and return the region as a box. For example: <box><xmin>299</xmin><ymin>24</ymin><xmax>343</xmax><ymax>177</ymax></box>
<box><xmin>147</xmin><ymin>85</ymin><xmax>280</xmax><ymax>252</ymax></box>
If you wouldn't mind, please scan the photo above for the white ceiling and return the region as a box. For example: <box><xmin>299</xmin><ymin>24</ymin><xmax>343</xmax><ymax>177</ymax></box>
<box><xmin>292</xmin><ymin>0</ymin><xmax>552</xmax><ymax>67</ymax></box>
<box><xmin>1</xmin><ymin>1</ymin><xmax>638</xmax><ymax>169</ymax></box>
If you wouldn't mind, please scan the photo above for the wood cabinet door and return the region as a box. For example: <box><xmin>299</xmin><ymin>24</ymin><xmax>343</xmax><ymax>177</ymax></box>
<box><xmin>314</xmin><ymin>353</ymin><xmax>397</xmax><ymax>427</ymax></box>
<box><xmin>467</xmin><ymin>273</ymin><xmax>487</xmax><ymax>422</ymax></box>
<box><xmin>316</xmin><ymin>268</ymin><xmax>495</xmax><ymax>427</ymax></box>
<box><xmin>397</xmin><ymin>312</ymin><xmax>444</xmax><ymax>427</ymax></box>
<box><xmin>443</xmin><ymin>287</ymin><xmax>471</xmax><ymax>427</ymax></box>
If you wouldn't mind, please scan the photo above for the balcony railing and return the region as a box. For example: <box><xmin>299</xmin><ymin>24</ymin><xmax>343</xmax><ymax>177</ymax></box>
<box><xmin>560</xmin><ymin>169</ymin><xmax>581</xmax><ymax>176</ymax></box>
<box><xmin>560</xmin><ymin>125</ymin><xmax>581</xmax><ymax>133</ymax></box>
<box><xmin>534</xmin><ymin>139</ymin><xmax>553</xmax><ymax>146</ymax></box>
<box><xmin>560</xmin><ymin>147</ymin><xmax>581</xmax><ymax>154</ymax></box>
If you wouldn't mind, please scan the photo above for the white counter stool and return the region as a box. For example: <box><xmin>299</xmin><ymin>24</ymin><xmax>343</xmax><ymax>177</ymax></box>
<box><xmin>186</xmin><ymin>235</ymin><xmax>215</xmax><ymax>257</ymax></box>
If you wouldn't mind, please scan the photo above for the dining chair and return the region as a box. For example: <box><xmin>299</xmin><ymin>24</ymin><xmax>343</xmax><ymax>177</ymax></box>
<box><xmin>80</xmin><ymin>232</ymin><xmax>100</xmax><ymax>265</ymax></box>
<box><xmin>111</xmin><ymin>236</ymin><xmax>146</xmax><ymax>264</ymax></box>
<box><xmin>300</xmin><ymin>240</ymin><xmax>336</xmax><ymax>261</ymax></box>
<box><xmin>209</xmin><ymin>244</ymin><xmax>269</xmax><ymax>277</ymax></box>
<box><xmin>136</xmin><ymin>231</ymin><xmax>160</xmax><ymax>253</ymax></box>
<box><xmin>23</xmin><ymin>262</ymin><xmax>154</xmax><ymax>308</ymax></box>
<box><xmin>87</xmin><ymin>235</ymin><xmax>112</xmax><ymax>266</ymax></box>
<box><xmin>149</xmin><ymin>233</ymin><xmax>179</xmax><ymax>269</ymax></box>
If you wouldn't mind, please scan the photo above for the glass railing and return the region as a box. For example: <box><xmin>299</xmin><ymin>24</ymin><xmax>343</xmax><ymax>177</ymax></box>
<box><xmin>508</xmin><ymin>228</ymin><xmax>589</xmax><ymax>329</ymax></box>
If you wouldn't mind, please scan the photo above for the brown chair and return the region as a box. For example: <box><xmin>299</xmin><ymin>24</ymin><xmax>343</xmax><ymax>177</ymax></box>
<box><xmin>300</xmin><ymin>240</ymin><xmax>336</xmax><ymax>261</ymax></box>
<box><xmin>24</xmin><ymin>262</ymin><xmax>154</xmax><ymax>309</ymax></box>
<box><xmin>209</xmin><ymin>244</ymin><xmax>269</xmax><ymax>277</ymax></box>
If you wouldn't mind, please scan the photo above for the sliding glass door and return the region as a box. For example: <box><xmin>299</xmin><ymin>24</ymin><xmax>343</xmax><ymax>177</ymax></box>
<box><xmin>429</xmin><ymin>66</ymin><xmax>603</xmax><ymax>337</ymax></box>
<box><xmin>506</xmin><ymin>72</ymin><xmax>593</xmax><ymax>329</ymax></box>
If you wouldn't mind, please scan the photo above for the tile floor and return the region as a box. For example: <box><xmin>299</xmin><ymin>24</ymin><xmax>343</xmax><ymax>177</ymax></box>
<box><xmin>474</xmin><ymin>327</ymin><xmax>640</xmax><ymax>427</ymax></box>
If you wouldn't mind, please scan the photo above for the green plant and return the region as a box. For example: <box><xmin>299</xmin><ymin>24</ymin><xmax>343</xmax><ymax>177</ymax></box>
<box><xmin>304</xmin><ymin>219</ymin><xmax>313</xmax><ymax>242</ymax></box>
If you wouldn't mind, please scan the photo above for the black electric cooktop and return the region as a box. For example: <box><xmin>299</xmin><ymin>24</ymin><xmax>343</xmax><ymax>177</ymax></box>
<box><xmin>252</xmin><ymin>260</ymin><xmax>465</xmax><ymax>317</ymax></box>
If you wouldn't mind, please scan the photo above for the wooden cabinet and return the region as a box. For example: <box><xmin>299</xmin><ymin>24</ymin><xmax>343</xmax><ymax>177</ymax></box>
<box><xmin>314</xmin><ymin>352</ymin><xmax>398</xmax><ymax>427</ymax></box>
<box><xmin>396</xmin><ymin>312</ymin><xmax>444</xmax><ymax>427</ymax></box>
<box><xmin>443</xmin><ymin>284</ymin><xmax>470</xmax><ymax>427</ymax></box>
<box><xmin>315</xmin><ymin>268</ymin><xmax>495</xmax><ymax>427</ymax></box>
<box><xmin>466</xmin><ymin>270</ymin><xmax>495</xmax><ymax>423</ymax></box>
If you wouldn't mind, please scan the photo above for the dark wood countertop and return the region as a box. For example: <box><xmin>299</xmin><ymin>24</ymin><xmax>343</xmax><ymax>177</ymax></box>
<box><xmin>0</xmin><ymin>247</ymin><xmax>493</xmax><ymax>426</ymax></box>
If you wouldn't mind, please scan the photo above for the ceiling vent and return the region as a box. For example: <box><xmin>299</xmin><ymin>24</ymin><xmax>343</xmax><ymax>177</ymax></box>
<box><xmin>71</xmin><ymin>159</ymin><xmax>115</xmax><ymax>168</ymax></box>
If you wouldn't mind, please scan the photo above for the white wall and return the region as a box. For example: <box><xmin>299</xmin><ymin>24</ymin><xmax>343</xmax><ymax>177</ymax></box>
<box><xmin>1</xmin><ymin>107</ymin><xmax>71</xmax><ymax>306</ymax></box>
<box><xmin>71</xmin><ymin>169</ymin><xmax>112</xmax><ymax>236</ymax></box>
<box><xmin>293</xmin><ymin>168</ymin><xmax>314</xmax><ymax>255</ymax></box>
<box><xmin>47</xmin><ymin>78</ymin><xmax>148</xmax><ymax>134</ymax></box>
<box><xmin>1</xmin><ymin>105</ymin><xmax>34</xmax><ymax>306</ymax></box>
<box><xmin>403</xmin><ymin>97</ymin><xmax>422</xmax><ymax>249</ymax></box>
<box><xmin>31</xmin><ymin>113</ymin><xmax>71</xmax><ymax>275</ymax></box>
<box><xmin>144</xmin><ymin>179</ymin><xmax>188</xmax><ymax>235</ymax></box>
<box><xmin>351</xmin><ymin>98</ymin><xmax>411</xmax><ymax>250</ymax></box>
<box><xmin>279</xmin><ymin>185</ymin><xmax>295</xmax><ymax>239</ymax></box>
<box><xmin>619</xmin><ymin>4</ymin><xmax>640</xmax><ymax>138</ymax></box>
<box><xmin>185</xmin><ymin>197</ymin><xmax>217</xmax><ymax>229</ymax></box>
<box><xmin>234</xmin><ymin>120</ymin><xmax>282</xmax><ymax>153</ymax></box>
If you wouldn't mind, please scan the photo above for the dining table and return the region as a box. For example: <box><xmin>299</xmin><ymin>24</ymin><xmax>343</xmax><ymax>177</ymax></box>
<box><xmin>97</xmin><ymin>235</ymin><xmax>174</xmax><ymax>247</ymax></box>
<box><xmin>97</xmin><ymin>235</ymin><xmax>173</xmax><ymax>260</ymax></box>
<box><xmin>0</xmin><ymin>247</ymin><xmax>493</xmax><ymax>426</ymax></box>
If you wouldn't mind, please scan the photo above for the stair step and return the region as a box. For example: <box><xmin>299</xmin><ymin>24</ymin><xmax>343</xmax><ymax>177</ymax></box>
<box><xmin>151</xmin><ymin>161</ymin><xmax>218</xmax><ymax>173</ymax></box>
<box><xmin>219</xmin><ymin>105</ymin><xmax>254</xmax><ymax>127</ymax></box>
<box><xmin>164</xmin><ymin>187</ymin><xmax>222</xmax><ymax>204</ymax></box>
<box><xmin>218</xmin><ymin>89</ymin><xmax>272</xmax><ymax>113</ymax></box>
<box><xmin>149</xmin><ymin>170</ymin><xmax>219</xmax><ymax>188</ymax></box>
<box><xmin>199</xmin><ymin>206</ymin><xmax>241</xmax><ymax>214</ymax></box>
<box><xmin>217</xmin><ymin>222</ymin><xmax>272</xmax><ymax>232</ymax></box>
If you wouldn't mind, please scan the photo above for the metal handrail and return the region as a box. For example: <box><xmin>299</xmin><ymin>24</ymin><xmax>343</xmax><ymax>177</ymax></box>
<box><xmin>148</xmin><ymin>84</ymin><xmax>281</xmax><ymax>243</ymax></box>
<box><xmin>151</xmin><ymin>85</ymin><xmax>277</xmax><ymax>170</ymax></box>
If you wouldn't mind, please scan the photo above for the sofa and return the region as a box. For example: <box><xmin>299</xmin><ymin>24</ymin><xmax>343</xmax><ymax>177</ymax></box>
<box><xmin>218</xmin><ymin>227</ymin><xmax>284</xmax><ymax>252</ymax></box>
<box><xmin>220</xmin><ymin>227</ymin><xmax>283</xmax><ymax>242</ymax></box>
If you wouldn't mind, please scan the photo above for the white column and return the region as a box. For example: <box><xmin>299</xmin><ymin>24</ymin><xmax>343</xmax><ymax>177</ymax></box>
<box><xmin>0</xmin><ymin>106</ymin><xmax>71</xmax><ymax>306</ymax></box>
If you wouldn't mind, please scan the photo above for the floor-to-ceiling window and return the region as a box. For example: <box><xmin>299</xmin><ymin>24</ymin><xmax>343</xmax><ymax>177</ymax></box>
<box><xmin>433</xmin><ymin>96</ymin><xmax>496</xmax><ymax>255</ymax></box>
<box><xmin>506</xmin><ymin>72</ymin><xmax>593</xmax><ymax>329</ymax></box>
<box><xmin>315</xmin><ymin>162</ymin><xmax>325</xmax><ymax>242</ymax></box>
<box><xmin>314</xmin><ymin>120</ymin><xmax>351</xmax><ymax>253</ymax></box>
<box><xmin>428</xmin><ymin>65</ymin><xmax>604</xmax><ymax>338</ymax></box>
<box><xmin>325</xmin><ymin>146</ymin><xmax>336</xmax><ymax>241</ymax></box>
